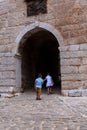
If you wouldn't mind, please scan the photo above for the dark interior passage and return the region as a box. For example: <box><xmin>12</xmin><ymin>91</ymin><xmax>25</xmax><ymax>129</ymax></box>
<box><xmin>19</xmin><ymin>29</ymin><xmax>61</xmax><ymax>92</ymax></box>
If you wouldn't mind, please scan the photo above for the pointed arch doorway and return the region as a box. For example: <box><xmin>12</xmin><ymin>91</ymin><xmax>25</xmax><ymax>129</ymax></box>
<box><xmin>18</xmin><ymin>29</ymin><xmax>61</xmax><ymax>93</ymax></box>
<box><xmin>15</xmin><ymin>23</ymin><xmax>63</xmax><ymax>94</ymax></box>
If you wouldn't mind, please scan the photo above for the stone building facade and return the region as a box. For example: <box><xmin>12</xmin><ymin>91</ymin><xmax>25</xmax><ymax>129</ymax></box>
<box><xmin>0</xmin><ymin>0</ymin><xmax>87</xmax><ymax>95</ymax></box>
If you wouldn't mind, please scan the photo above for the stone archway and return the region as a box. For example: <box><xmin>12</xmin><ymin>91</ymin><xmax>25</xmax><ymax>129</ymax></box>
<box><xmin>15</xmin><ymin>22</ymin><xmax>64</xmax><ymax>93</ymax></box>
<box><xmin>14</xmin><ymin>22</ymin><xmax>64</xmax><ymax>53</ymax></box>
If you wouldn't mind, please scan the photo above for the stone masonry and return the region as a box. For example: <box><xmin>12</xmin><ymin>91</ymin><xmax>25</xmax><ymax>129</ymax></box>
<box><xmin>0</xmin><ymin>0</ymin><xmax>87</xmax><ymax>94</ymax></box>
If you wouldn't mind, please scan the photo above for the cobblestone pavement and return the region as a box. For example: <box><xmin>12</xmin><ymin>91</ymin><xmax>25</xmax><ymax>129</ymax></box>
<box><xmin>0</xmin><ymin>91</ymin><xmax>87</xmax><ymax>130</ymax></box>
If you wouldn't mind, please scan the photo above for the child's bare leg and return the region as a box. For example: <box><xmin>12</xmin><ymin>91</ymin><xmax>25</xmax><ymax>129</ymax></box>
<box><xmin>36</xmin><ymin>92</ymin><xmax>41</xmax><ymax>100</ymax></box>
<box><xmin>38</xmin><ymin>92</ymin><xmax>40</xmax><ymax>99</ymax></box>
<box><xmin>36</xmin><ymin>92</ymin><xmax>38</xmax><ymax>99</ymax></box>
<box><xmin>49</xmin><ymin>87</ymin><xmax>52</xmax><ymax>93</ymax></box>
<box><xmin>47</xmin><ymin>87</ymin><xmax>50</xmax><ymax>94</ymax></box>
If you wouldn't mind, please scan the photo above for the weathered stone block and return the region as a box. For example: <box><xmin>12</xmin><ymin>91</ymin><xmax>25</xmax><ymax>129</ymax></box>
<box><xmin>61</xmin><ymin>66</ymin><xmax>78</xmax><ymax>74</ymax></box>
<box><xmin>61</xmin><ymin>51</ymin><xmax>87</xmax><ymax>59</ymax></box>
<box><xmin>0</xmin><ymin>79</ymin><xmax>15</xmax><ymax>86</ymax></box>
<box><xmin>62</xmin><ymin>73</ymin><xmax>87</xmax><ymax>81</ymax></box>
<box><xmin>69</xmin><ymin>45</ymin><xmax>79</xmax><ymax>51</ymax></box>
<box><xmin>0</xmin><ymin>65</ymin><xmax>15</xmax><ymax>71</ymax></box>
<box><xmin>68</xmin><ymin>90</ymin><xmax>82</xmax><ymax>97</ymax></box>
<box><xmin>82</xmin><ymin>58</ymin><xmax>87</xmax><ymax>64</ymax></box>
<box><xmin>80</xmin><ymin>43</ymin><xmax>87</xmax><ymax>51</ymax></box>
<box><xmin>79</xmin><ymin>65</ymin><xmax>87</xmax><ymax>73</ymax></box>
<box><xmin>2</xmin><ymin>71</ymin><xmax>15</xmax><ymax>79</ymax></box>
<box><xmin>61</xmin><ymin>58</ymin><xmax>81</xmax><ymax>66</ymax></box>
<box><xmin>62</xmin><ymin>81</ymin><xmax>84</xmax><ymax>90</ymax></box>
<box><xmin>2</xmin><ymin>57</ymin><xmax>15</xmax><ymax>65</ymax></box>
<box><xmin>82</xmin><ymin>89</ymin><xmax>87</xmax><ymax>96</ymax></box>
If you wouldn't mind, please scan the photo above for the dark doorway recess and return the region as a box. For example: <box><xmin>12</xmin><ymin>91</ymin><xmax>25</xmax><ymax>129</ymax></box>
<box><xmin>20</xmin><ymin>29</ymin><xmax>61</xmax><ymax>93</ymax></box>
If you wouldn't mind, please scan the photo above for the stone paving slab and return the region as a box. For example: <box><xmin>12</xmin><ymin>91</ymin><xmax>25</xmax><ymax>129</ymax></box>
<box><xmin>0</xmin><ymin>92</ymin><xmax>87</xmax><ymax>130</ymax></box>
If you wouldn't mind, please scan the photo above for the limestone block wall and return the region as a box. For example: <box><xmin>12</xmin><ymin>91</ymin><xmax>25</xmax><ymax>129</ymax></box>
<box><xmin>60</xmin><ymin>43</ymin><xmax>87</xmax><ymax>90</ymax></box>
<box><xmin>0</xmin><ymin>53</ymin><xmax>16</xmax><ymax>92</ymax></box>
<box><xmin>0</xmin><ymin>0</ymin><xmax>87</xmax><ymax>92</ymax></box>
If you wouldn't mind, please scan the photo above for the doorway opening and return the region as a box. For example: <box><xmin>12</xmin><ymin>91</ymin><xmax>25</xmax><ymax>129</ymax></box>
<box><xmin>18</xmin><ymin>29</ymin><xmax>61</xmax><ymax>93</ymax></box>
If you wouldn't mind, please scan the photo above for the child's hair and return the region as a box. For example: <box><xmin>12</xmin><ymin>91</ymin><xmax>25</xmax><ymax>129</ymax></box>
<box><xmin>38</xmin><ymin>73</ymin><xmax>42</xmax><ymax>77</ymax></box>
<box><xmin>47</xmin><ymin>72</ymin><xmax>50</xmax><ymax>75</ymax></box>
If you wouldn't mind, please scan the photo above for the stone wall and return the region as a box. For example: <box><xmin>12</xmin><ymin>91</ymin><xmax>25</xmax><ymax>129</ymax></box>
<box><xmin>0</xmin><ymin>53</ymin><xmax>16</xmax><ymax>92</ymax></box>
<box><xmin>60</xmin><ymin>43</ymin><xmax>87</xmax><ymax>90</ymax></box>
<box><xmin>0</xmin><ymin>0</ymin><xmax>87</xmax><ymax>92</ymax></box>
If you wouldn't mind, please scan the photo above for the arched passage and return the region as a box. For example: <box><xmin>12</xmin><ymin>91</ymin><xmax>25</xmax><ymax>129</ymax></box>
<box><xmin>18</xmin><ymin>29</ymin><xmax>61</xmax><ymax>93</ymax></box>
<box><xmin>15</xmin><ymin>22</ymin><xmax>63</xmax><ymax>93</ymax></box>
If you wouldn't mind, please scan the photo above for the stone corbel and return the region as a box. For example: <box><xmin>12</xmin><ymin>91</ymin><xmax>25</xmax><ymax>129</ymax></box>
<box><xmin>14</xmin><ymin>53</ymin><xmax>21</xmax><ymax>59</ymax></box>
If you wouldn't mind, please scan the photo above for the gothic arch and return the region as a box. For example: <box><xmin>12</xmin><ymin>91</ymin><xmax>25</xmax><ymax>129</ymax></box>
<box><xmin>14</xmin><ymin>22</ymin><xmax>63</xmax><ymax>92</ymax></box>
<box><xmin>14</xmin><ymin>22</ymin><xmax>64</xmax><ymax>54</ymax></box>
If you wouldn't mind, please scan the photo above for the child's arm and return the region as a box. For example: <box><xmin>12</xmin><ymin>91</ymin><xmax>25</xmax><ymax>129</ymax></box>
<box><xmin>43</xmin><ymin>78</ymin><xmax>46</xmax><ymax>82</ymax></box>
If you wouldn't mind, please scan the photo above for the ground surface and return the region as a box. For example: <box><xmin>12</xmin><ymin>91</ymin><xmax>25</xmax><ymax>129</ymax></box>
<box><xmin>0</xmin><ymin>91</ymin><xmax>87</xmax><ymax>130</ymax></box>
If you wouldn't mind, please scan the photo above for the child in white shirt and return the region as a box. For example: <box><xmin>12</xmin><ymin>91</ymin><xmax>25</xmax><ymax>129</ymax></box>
<box><xmin>45</xmin><ymin>73</ymin><xmax>54</xmax><ymax>94</ymax></box>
